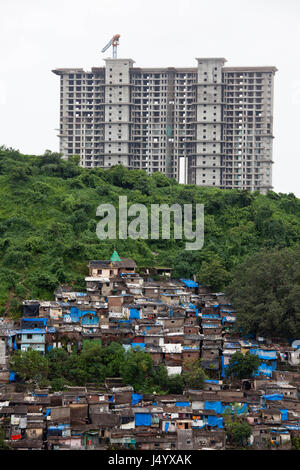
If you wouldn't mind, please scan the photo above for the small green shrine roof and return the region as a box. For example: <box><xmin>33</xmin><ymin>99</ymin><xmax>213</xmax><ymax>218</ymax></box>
<box><xmin>110</xmin><ymin>250</ymin><xmax>122</xmax><ymax>262</ymax></box>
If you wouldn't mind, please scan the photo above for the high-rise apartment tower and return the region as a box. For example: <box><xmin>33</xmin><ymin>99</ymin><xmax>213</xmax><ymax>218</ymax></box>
<box><xmin>53</xmin><ymin>57</ymin><xmax>277</xmax><ymax>193</ymax></box>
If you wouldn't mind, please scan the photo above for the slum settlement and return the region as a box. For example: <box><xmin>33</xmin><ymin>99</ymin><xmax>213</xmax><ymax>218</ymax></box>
<box><xmin>0</xmin><ymin>251</ymin><xmax>300</xmax><ymax>450</ymax></box>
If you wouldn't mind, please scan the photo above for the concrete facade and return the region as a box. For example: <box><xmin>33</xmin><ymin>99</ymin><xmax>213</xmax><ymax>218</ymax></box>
<box><xmin>53</xmin><ymin>57</ymin><xmax>277</xmax><ymax>193</ymax></box>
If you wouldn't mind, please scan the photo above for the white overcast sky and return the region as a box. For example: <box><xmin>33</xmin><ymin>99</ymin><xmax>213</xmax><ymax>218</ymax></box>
<box><xmin>1</xmin><ymin>0</ymin><xmax>299</xmax><ymax>196</ymax></box>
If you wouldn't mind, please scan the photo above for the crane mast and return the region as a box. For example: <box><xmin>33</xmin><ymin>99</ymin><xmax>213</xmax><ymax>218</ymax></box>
<box><xmin>101</xmin><ymin>34</ymin><xmax>120</xmax><ymax>59</ymax></box>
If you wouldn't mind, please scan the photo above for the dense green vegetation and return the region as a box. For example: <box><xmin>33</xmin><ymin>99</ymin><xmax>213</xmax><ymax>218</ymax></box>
<box><xmin>225</xmin><ymin>351</ymin><xmax>261</xmax><ymax>380</ymax></box>
<box><xmin>0</xmin><ymin>147</ymin><xmax>300</xmax><ymax>332</ymax></box>
<box><xmin>9</xmin><ymin>342</ymin><xmax>208</xmax><ymax>393</ymax></box>
<box><xmin>228</xmin><ymin>247</ymin><xmax>300</xmax><ymax>338</ymax></box>
<box><xmin>224</xmin><ymin>416</ymin><xmax>252</xmax><ymax>448</ymax></box>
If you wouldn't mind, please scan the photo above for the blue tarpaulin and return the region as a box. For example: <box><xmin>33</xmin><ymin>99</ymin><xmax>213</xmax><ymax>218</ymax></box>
<box><xmin>202</xmin><ymin>314</ymin><xmax>220</xmax><ymax>320</ymax></box>
<box><xmin>237</xmin><ymin>404</ymin><xmax>248</xmax><ymax>414</ymax></box>
<box><xmin>165</xmin><ymin>422</ymin><xmax>169</xmax><ymax>432</ymax></box>
<box><xmin>9</xmin><ymin>371</ymin><xmax>15</xmax><ymax>382</ymax></box>
<box><xmin>129</xmin><ymin>308</ymin><xmax>140</xmax><ymax>319</ymax></box>
<box><xmin>270</xmin><ymin>429</ymin><xmax>289</xmax><ymax>434</ymax></box>
<box><xmin>22</xmin><ymin>318</ymin><xmax>48</xmax><ymax>326</ymax></box>
<box><xmin>17</xmin><ymin>329</ymin><xmax>45</xmax><ymax>334</ymax></box>
<box><xmin>176</xmin><ymin>402</ymin><xmax>190</xmax><ymax>407</ymax></box>
<box><xmin>81</xmin><ymin>315</ymin><xmax>99</xmax><ymax>325</ymax></box>
<box><xmin>132</xmin><ymin>394</ymin><xmax>143</xmax><ymax>406</ymax></box>
<box><xmin>131</xmin><ymin>343</ymin><xmax>145</xmax><ymax>350</ymax></box>
<box><xmin>48</xmin><ymin>424</ymin><xmax>70</xmax><ymax>430</ymax></box>
<box><xmin>280</xmin><ymin>409</ymin><xmax>288</xmax><ymax>421</ymax></box>
<box><xmin>254</xmin><ymin>364</ymin><xmax>273</xmax><ymax>377</ymax></box>
<box><xmin>207</xmin><ymin>415</ymin><xmax>223</xmax><ymax>428</ymax></box>
<box><xmin>188</xmin><ymin>303</ymin><xmax>197</xmax><ymax>309</ymax></box>
<box><xmin>70</xmin><ymin>307</ymin><xmax>96</xmax><ymax>322</ymax></box>
<box><xmin>222</xmin><ymin>316</ymin><xmax>236</xmax><ymax>325</ymax></box>
<box><xmin>135</xmin><ymin>413</ymin><xmax>151</xmax><ymax>426</ymax></box>
<box><xmin>249</xmin><ymin>348</ymin><xmax>277</xmax><ymax>360</ymax></box>
<box><xmin>263</xmin><ymin>394</ymin><xmax>283</xmax><ymax>401</ymax></box>
<box><xmin>223</xmin><ymin>404</ymin><xmax>248</xmax><ymax>415</ymax></box>
<box><xmin>221</xmin><ymin>356</ymin><xmax>229</xmax><ymax>378</ymax></box>
<box><xmin>223</xmin><ymin>342</ymin><xmax>240</xmax><ymax>349</ymax></box>
<box><xmin>180</xmin><ymin>279</ymin><xmax>198</xmax><ymax>288</ymax></box>
<box><xmin>204</xmin><ymin>401</ymin><xmax>224</xmax><ymax>414</ymax></box>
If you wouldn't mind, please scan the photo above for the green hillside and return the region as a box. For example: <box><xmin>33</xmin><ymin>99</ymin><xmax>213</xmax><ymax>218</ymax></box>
<box><xmin>0</xmin><ymin>146</ymin><xmax>300</xmax><ymax>316</ymax></box>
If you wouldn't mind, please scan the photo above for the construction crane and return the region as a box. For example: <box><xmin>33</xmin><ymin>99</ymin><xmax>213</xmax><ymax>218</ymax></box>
<box><xmin>101</xmin><ymin>34</ymin><xmax>120</xmax><ymax>59</ymax></box>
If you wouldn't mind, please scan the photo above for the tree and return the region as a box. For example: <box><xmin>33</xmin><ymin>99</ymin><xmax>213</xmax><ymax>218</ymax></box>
<box><xmin>100</xmin><ymin>342</ymin><xmax>125</xmax><ymax>377</ymax></box>
<box><xmin>182</xmin><ymin>360</ymin><xmax>208</xmax><ymax>389</ymax></box>
<box><xmin>226</xmin><ymin>351</ymin><xmax>260</xmax><ymax>380</ymax></box>
<box><xmin>226</xmin><ymin>247</ymin><xmax>300</xmax><ymax>338</ymax></box>
<box><xmin>77</xmin><ymin>342</ymin><xmax>107</xmax><ymax>384</ymax></box>
<box><xmin>121</xmin><ymin>348</ymin><xmax>156</xmax><ymax>392</ymax></box>
<box><xmin>197</xmin><ymin>258</ymin><xmax>231</xmax><ymax>291</ymax></box>
<box><xmin>10</xmin><ymin>349</ymin><xmax>49</xmax><ymax>385</ymax></box>
<box><xmin>8</xmin><ymin>164</ymin><xmax>31</xmax><ymax>184</ymax></box>
<box><xmin>224</xmin><ymin>416</ymin><xmax>252</xmax><ymax>448</ymax></box>
<box><xmin>47</xmin><ymin>348</ymin><xmax>71</xmax><ymax>383</ymax></box>
<box><xmin>0</xmin><ymin>424</ymin><xmax>11</xmax><ymax>450</ymax></box>
<box><xmin>166</xmin><ymin>375</ymin><xmax>184</xmax><ymax>394</ymax></box>
<box><xmin>291</xmin><ymin>434</ymin><xmax>300</xmax><ymax>450</ymax></box>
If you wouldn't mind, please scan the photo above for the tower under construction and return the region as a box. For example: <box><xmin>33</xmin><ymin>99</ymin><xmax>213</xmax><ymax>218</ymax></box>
<box><xmin>53</xmin><ymin>51</ymin><xmax>277</xmax><ymax>193</ymax></box>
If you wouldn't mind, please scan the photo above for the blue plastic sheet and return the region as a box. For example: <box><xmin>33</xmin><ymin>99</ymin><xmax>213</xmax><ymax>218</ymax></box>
<box><xmin>132</xmin><ymin>394</ymin><xmax>143</xmax><ymax>406</ymax></box>
<box><xmin>223</xmin><ymin>404</ymin><xmax>248</xmax><ymax>415</ymax></box>
<box><xmin>202</xmin><ymin>314</ymin><xmax>220</xmax><ymax>320</ymax></box>
<box><xmin>207</xmin><ymin>415</ymin><xmax>223</xmax><ymax>428</ymax></box>
<box><xmin>263</xmin><ymin>394</ymin><xmax>283</xmax><ymax>401</ymax></box>
<box><xmin>204</xmin><ymin>401</ymin><xmax>224</xmax><ymax>414</ymax></box>
<box><xmin>81</xmin><ymin>315</ymin><xmax>99</xmax><ymax>325</ymax></box>
<box><xmin>22</xmin><ymin>318</ymin><xmax>48</xmax><ymax>326</ymax></box>
<box><xmin>222</xmin><ymin>316</ymin><xmax>236</xmax><ymax>325</ymax></box>
<box><xmin>129</xmin><ymin>308</ymin><xmax>140</xmax><ymax>319</ymax></box>
<box><xmin>48</xmin><ymin>424</ymin><xmax>70</xmax><ymax>431</ymax></box>
<box><xmin>70</xmin><ymin>307</ymin><xmax>96</xmax><ymax>322</ymax></box>
<box><xmin>9</xmin><ymin>371</ymin><xmax>15</xmax><ymax>382</ymax></box>
<box><xmin>249</xmin><ymin>348</ymin><xmax>277</xmax><ymax>360</ymax></box>
<box><xmin>221</xmin><ymin>356</ymin><xmax>229</xmax><ymax>378</ymax></box>
<box><xmin>280</xmin><ymin>409</ymin><xmax>288</xmax><ymax>421</ymax></box>
<box><xmin>135</xmin><ymin>413</ymin><xmax>151</xmax><ymax>426</ymax></box>
<box><xmin>131</xmin><ymin>343</ymin><xmax>145</xmax><ymax>350</ymax></box>
<box><xmin>176</xmin><ymin>402</ymin><xmax>190</xmax><ymax>407</ymax></box>
<box><xmin>180</xmin><ymin>279</ymin><xmax>198</xmax><ymax>288</ymax></box>
<box><xmin>254</xmin><ymin>364</ymin><xmax>273</xmax><ymax>377</ymax></box>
